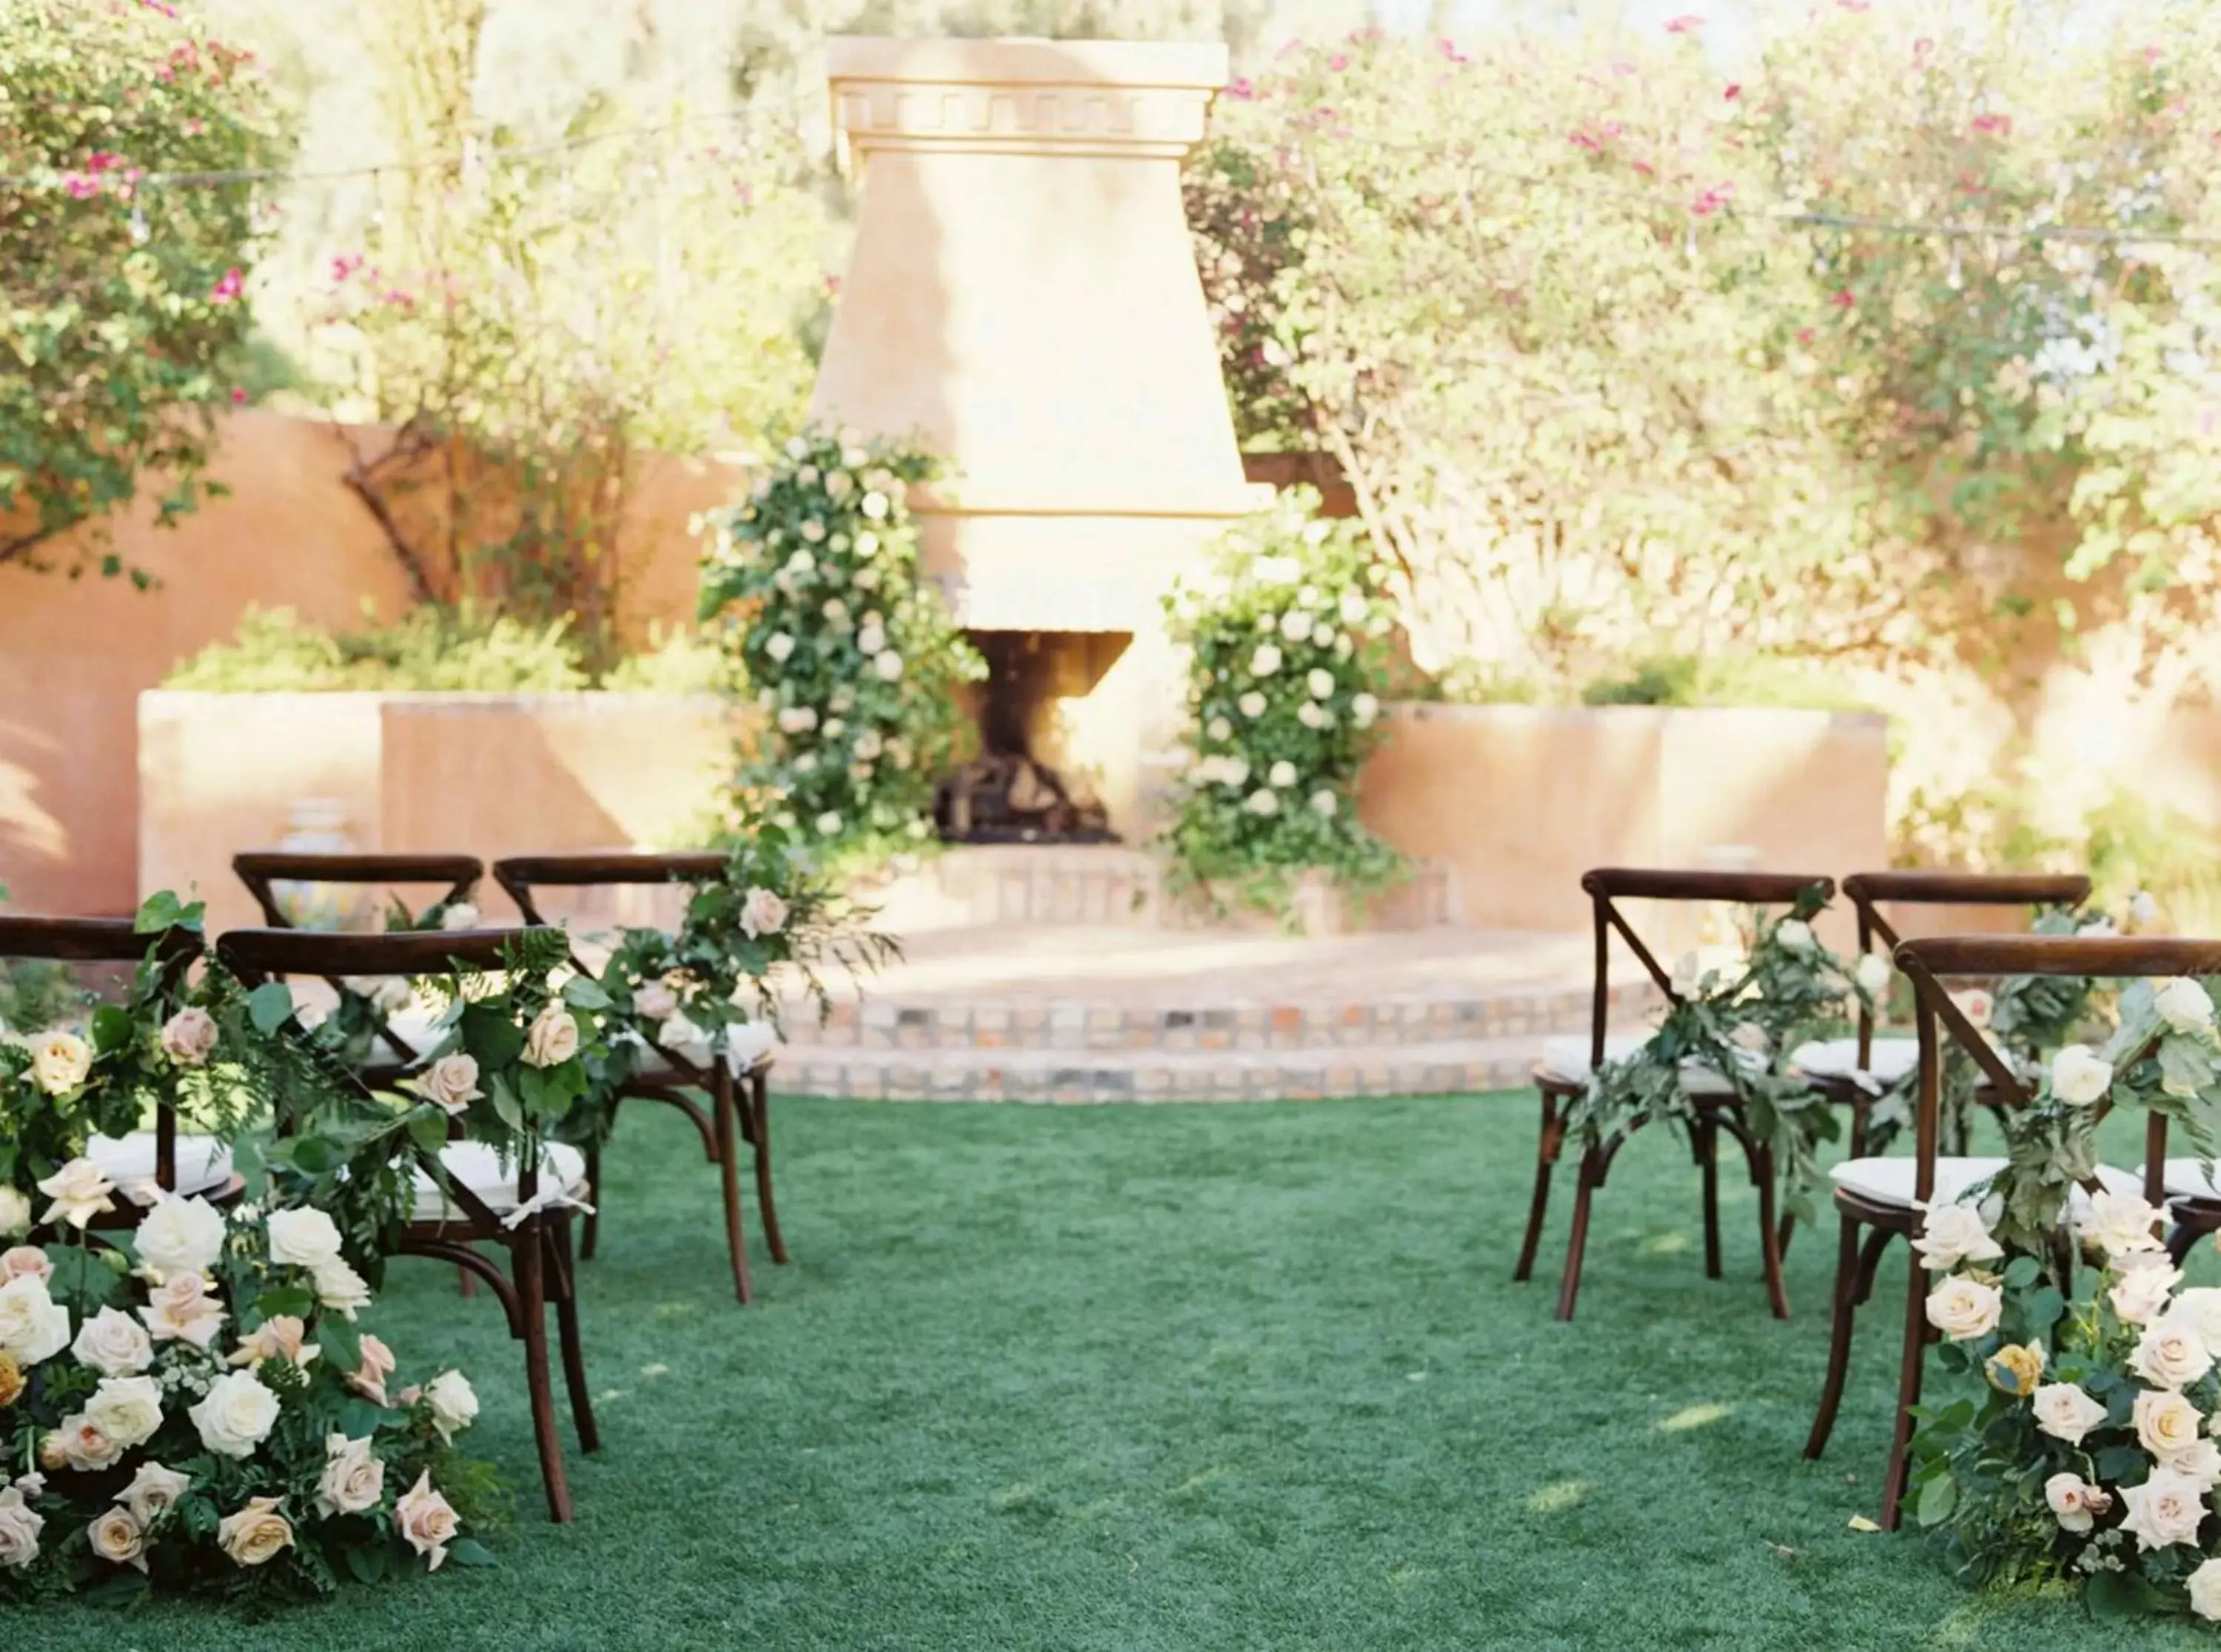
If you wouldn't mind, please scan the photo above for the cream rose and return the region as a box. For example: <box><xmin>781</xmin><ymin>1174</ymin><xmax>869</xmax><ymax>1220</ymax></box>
<box><xmin>0</xmin><ymin>1246</ymin><xmax>48</xmax><ymax>1286</ymax></box>
<box><xmin>417</xmin><ymin>1052</ymin><xmax>483</xmax><ymax>1115</ymax></box>
<box><xmin>2174</xmin><ymin>1437</ymin><xmax>2221</xmax><ymax>1491</ymax></box>
<box><xmin>266</xmin><ymin>1206</ymin><xmax>344</xmax><ymax>1269</ymax></box>
<box><xmin>1923</xmin><ymin>1274</ymin><xmax>2003</xmax><ymax>1341</ymax></box>
<box><xmin>2137</xmin><ymin>1388</ymin><xmax>2206</xmax><ymax>1460</ymax></box>
<box><xmin>1309</xmin><ymin>790</ymin><xmax>1337</xmax><ymax>819</ymax></box>
<box><xmin>229</xmin><ymin>1314</ymin><xmax>319</xmax><ymax>1369</ymax></box>
<box><xmin>523</xmin><ymin>1004</ymin><xmax>580</xmax><ymax>1068</ymax></box>
<box><xmin>2192</xmin><ymin>1558</ymin><xmax>2221</xmax><ymax>1622</ymax></box>
<box><xmin>216</xmin><ymin>1497</ymin><xmax>294</xmax><ymax>1567</ymax></box>
<box><xmin>72</xmin><ymin>1306</ymin><xmax>154</xmax><ymax>1377</ymax></box>
<box><xmin>347</xmin><ymin>1333</ymin><xmax>397</xmax><ymax>1406</ymax></box>
<box><xmin>630</xmin><ymin>980</ymin><xmax>679</xmax><ymax>1021</ymax></box>
<box><xmin>88</xmin><ymin>1505</ymin><xmax>147</xmax><ymax>1571</ymax></box>
<box><xmin>0</xmin><ymin>1186</ymin><xmax>31</xmax><ymax>1240</ymax></box>
<box><xmin>28</xmin><ymin>1030</ymin><xmax>92</xmax><ymax>1094</ymax></box>
<box><xmin>1853</xmin><ymin>952</ymin><xmax>1892</xmax><ymax>999</ymax></box>
<box><xmin>873</xmin><ymin>650</ymin><xmax>905</xmax><ymax>683</ymax></box>
<box><xmin>140</xmin><ymin>1272</ymin><xmax>226</xmax><ymax>1348</ymax></box>
<box><xmin>1912</xmin><ymin>1202</ymin><xmax>2003</xmax><ymax>1271</ymax></box>
<box><xmin>440</xmin><ymin>901</ymin><xmax>480</xmax><ymax>931</ymax></box>
<box><xmin>395</xmin><ymin>1470</ymin><xmax>461</xmax><ymax>1571</ymax></box>
<box><xmin>189</xmin><ymin>1369</ymin><xmax>281</xmax><ymax>1458</ymax></box>
<box><xmin>2157</xmin><ymin>977</ymin><xmax>2217</xmax><ymax>1035</ymax></box>
<box><xmin>2082</xmin><ymin>1190</ymin><xmax>2166</xmax><ymax>1258</ymax></box>
<box><xmin>121</xmin><ymin>1461</ymin><xmax>190</xmax><ymax>1525</ymax></box>
<box><xmin>1772</xmin><ymin>919</ymin><xmax>1815</xmax><ymax>955</ymax></box>
<box><xmin>2049</xmin><ymin>1044</ymin><xmax>2114</xmax><ymax>1107</ymax></box>
<box><xmin>2033</xmin><ymin>1382</ymin><xmax>2108</xmax><ymax>1446</ymax></box>
<box><xmin>1249</xmin><ymin>643</ymin><xmax>1282</xmax><ymax>678</ymax></box>
<box><xmin>2045</xmin><ymin>1472</ymin><xmax>2109</xmax><ymax>1534</ymax></box>
<box><xmin>315</xmin><ymin>1433</ymin><xmax>386</xmax><ymax>1517</ymax></box>
<box><xmin>2122</xmin><ymin>1467</ymin><xmax>2208</xmax><ymax>1551</ymax></box>
<box><xmin>1267</xmin><ymin>759</ymin><xmax>1299</xmax><ymax>790</ymax></box>
<box><xmin>0</xmin><ymin>1490</ymin><xmax>44</xmax><ymax>1569</ymax></box>
<box><xmin>2113</xmin><ymin>1258</ymin><xmax>2184</xmax><ymax>1326</ymax></box>
<box><xmin>134</xmin><ymin>1193</ymin><xmax>227</xmax><ymax>1283</ymax></box>
<box><xmin>314</xmin><ymin>1257</ymin><xmax>372</xmax><ymax>1320</ymax></box>
<box><xmin>764</xmin><ymin>631</ymin><xmax>796</xmax><ymax>663</ymax></box>
<box><xmin>0</xmin><ymin>1274</ymin><xmax>70</xmax><ymax>1365</ymax></box>
<box><xmin>36</xmin><ymin>1158</ymin><xmax>114</xmax><ymax>1229</ymax></box>
<box><xmin>423</xmin><ymin>1370</ymin><xmax>478</xmax><ymax>1443</ymax></box>
<box><xmin>2169</xmin><ymin>1289</ymin><xmax>2221</xmax><ymax>1351</ymax></box>
<box><xmin>59</xmin><ymin>1415</ymin><xmax>122</xmax><ymax>1471</ymax></box>
<box><xmin>2135</xmin><ymin>1319</ymin><xmax>2215</xmax><ymax>1390</ymax></box>
<box><xmin>740</xmin><ymin>886</ymin><xmax>789</xmax><ymax>940</ymax></box>
<box><xmin>158</xmin><ymin>1007</ymin><xmax>219</xmax><ymax>1067</ymax></box>
<box><xmin>84</xmin><ymin>1375</ymin><xmax>163</xmax><ymax>1451</ymax></box>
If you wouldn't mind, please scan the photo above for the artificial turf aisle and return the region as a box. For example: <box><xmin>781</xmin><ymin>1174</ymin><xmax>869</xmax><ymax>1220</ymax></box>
<box><xmin>15</xmin><ymin>1093</ymin><xmax>2205</xmax><ymax>1649</ymax></box>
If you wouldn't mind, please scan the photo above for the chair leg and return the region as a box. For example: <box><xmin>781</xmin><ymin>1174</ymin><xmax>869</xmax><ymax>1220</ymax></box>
<box><xmin>751</xmin><ymin>1070</ymin><xmax>788</xmax><ymax>1266</ymax></box>
<box><xmin>579</xmin><ymin>1139</ymin><xmax>603</xmax><ymax>1262</ymax></box>
<box><xmin>457</xmin><ymin>1262</ymin><xmax>476</xmax><ymax>1298</ymax></box>
<box><xmin>1695</xmin><ymin>1119</ymin><xmax>1723</xmax><ymax>1280</ymax></box>
<box><xmin>1805</xmin><ymin>1215</ymin><xmax>1866</xmax><ymax>1459</ymax></box>
<box><xmin>1754</xmin><ymin>1149</ymin><xmax>1790</xmax><ymax>1320</ymax></box>
<box><xmin>1513</xmin><ymin>1092</ymin><xmax>1564</xmax><ymax>1283</ymax></box>
<box><xmin>1555</xmin><ymin>1146</ymin><xmax>1603</xmax><ymax>1322</ymax></box>
<box><xmin>549</xmin><ymin>1221</ymin><xmax>600</xmax><ymax>1456</ymax></box>
<box><xmin>1878</xmin><ymin>1246</ymin><xmax>1930</xmax><ymax>1531</ymax></box>
<box><xmin>514</xmin><ymin>1224</ymin><xmax>574</xmax><ymax>1524</ymax></box>
<box><xmin>714</xmin><ymin>1069</ymin><xmax>754</xmax><ymax>1306</ymax></box>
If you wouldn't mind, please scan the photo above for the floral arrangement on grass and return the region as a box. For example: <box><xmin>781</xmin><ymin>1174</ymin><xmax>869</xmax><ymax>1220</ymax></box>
<box><xmin>1909</xmin><ymin>973</ymin><xmax>2221</xmax><ymax>1620</ymax></box>
<box><xmin>697</xmin><ymin>424</ymin><xmax>984</xmax><ymax>866</ymax></box>
<box><xmin>0</xmin><ymin>1198</ymin><xmax>493</xmax><ymax>1601</ymax></box>
<box><xmin>1159</xmin><ymin>487</ymin><xmax>1402</xmax><ymax>921</ymax></box>
<box><xmin>589</xmin><ymin>833</ymin><xmax>897</xmax><ymax>1134</ymax></box>
<box><xmin>1564</xmin><ymin>887</ymin><xmax>1866</xmax><ymax>1221</ymax></box>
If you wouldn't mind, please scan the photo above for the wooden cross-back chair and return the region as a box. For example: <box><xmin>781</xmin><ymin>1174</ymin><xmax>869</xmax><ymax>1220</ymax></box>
<box><xmin>492</xmin><ymin>852</ymin><xmax>778</xmax><ymax>1308</ymax></box>
<box><xmin>232</xmin><ymin>852</ymin><xmax>483</xmax><ymax>1075</ymax></box>
<box><xmin>215</xmin><ymin>924</ymin><xmax>600</xmax><ymax>1525</ymax></box>
<box><xmin>1515</xmin><ymin>867</ymin><xmax>1834</xmax><ymax>1323</ymax></box>
<box><xmin>0</xmin><ymin>917</ymin><xmax>234</xmax><ymax>1224</ymax></box>
<box><xmin>1808</xmin><ymin>933</ymin><xmax>2217</xmax><ymax>1531</ymax></box>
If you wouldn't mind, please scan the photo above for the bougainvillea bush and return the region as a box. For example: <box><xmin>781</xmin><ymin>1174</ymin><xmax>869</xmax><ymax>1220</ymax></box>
<box><xmin>1159</xmin><ymin>488</ymin><xmax>1401</xmax><ymax>919</ymax></box>
<box><xmin>697</xmin><ymin>425</ymin><xmax>983</xmax><ymax>867</ymax></box>
<box><xmin>0</xmin><ymin>0</ymin><xmax>288</xmax><ymax>577</ymax></box>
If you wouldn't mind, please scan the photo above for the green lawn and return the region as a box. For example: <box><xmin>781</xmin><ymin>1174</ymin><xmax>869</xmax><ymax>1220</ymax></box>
<box><xmin>10</xmin><ymin>1092</ymin><xmax>2201</xmax><ymax>1649</ymax></box>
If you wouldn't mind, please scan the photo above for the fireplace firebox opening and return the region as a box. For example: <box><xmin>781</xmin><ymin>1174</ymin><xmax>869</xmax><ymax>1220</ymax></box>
<box><xmin>936</xmin><ymin>631</ymin><xmax>1127</xmax><ymax>845</ymax></box>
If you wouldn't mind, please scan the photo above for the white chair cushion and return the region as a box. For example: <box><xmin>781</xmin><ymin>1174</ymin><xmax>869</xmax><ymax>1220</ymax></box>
<box><xmin>1789</xmin><ymin>1035</ymin><xmax>1917</xmax><ymax>1092</ymax></box>
<box><xmin>410</xmin><ymin>1140</ymin><xmax>590</xmax><ymax>1224</ymax></box>
<box><xmin>2165</xmin><ymin>1159</ymin><xmax>2221</xmax><ymax>1201</ymax></box>
<box><xmin>87</xmin><ymin>1132</ymin><xmax>233</xmax><ymax>1199</ymax></box>
<box><xmin>1538</xmin><ymin>1033</ymin><xmax>1736</xmax><ymax>1097</ymax></box>
<box><xmin>1832</xmin><ymin>1155</ymin><xmax>2144</xmax><ymax>1215</ymax></box>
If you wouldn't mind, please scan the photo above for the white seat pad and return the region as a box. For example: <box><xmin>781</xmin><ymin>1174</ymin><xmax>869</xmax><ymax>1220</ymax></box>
<box><xmin>1538</xmin><ymin>1033</ymin><xmax>1735</xmax><ymax>1097</ymax></box>
<box><xmin>87</xmin><ymin>1132</ymin><xmax>233</xmax><ymax>1199</ymax></box>
<box><xmin>410</xmin><ymin>1140</ymin><xmax>591</xmax><ymax>1224</ymax></box>
<box><xmin>1832</xmin><ymin>1155</ymin><xmax>2143</xmax><ymax>1214</ymax></box>
<box><xmin>2165</xmin><ymin>1158</ymin><xmax>2221</xmax><ymax>1201</ymax></box>
<box><xmin>1789</xmin><ymin>1036</ymin><xmax>1917</xmax><ymax>1092</ymax></box>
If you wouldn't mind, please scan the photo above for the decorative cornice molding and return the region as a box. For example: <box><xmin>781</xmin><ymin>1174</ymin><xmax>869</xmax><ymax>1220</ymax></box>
<box><xmin>829</xmin><ymin>81</ymin><xmax>1216</xmax><ymax>165</ymax></box>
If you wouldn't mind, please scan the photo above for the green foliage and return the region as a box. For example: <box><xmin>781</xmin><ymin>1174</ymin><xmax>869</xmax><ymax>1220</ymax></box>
<box><xmin>1579</xmin><ymin>654</ymin><xmax>1873</xmax><ymax>713</ymax></box>
<box><xmin>164</xmin><ymin>605</ymin><xmax>591</xmax><ymax>692</ymax></box>
<box><xmin>696</xmin><ymin>424</ymin><xmax>984</xmax><ymax>867</ymax></box>
<box><xmin>1159</xmin><ymin>488</ymin><xmax>1403</xmax><ymax>922</ymax></box>
<box><xmin>0</xmin><ymin>0</ymin><xmax>290</xmax><ymax>577</ymax></box>
<box><xmin>598</xmin><ymin>625</ymin><xmax>731</xmax><ymax>696</ymax></box>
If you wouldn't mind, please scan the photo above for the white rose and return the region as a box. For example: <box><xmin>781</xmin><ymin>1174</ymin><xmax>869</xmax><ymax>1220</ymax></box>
<box><xmin>0</xmin><ymin>1246</ymin><xmax>49</xmax><ymax>1285</ymax></box>
<box><xmin>740</xmin><ymin>887</ymin><xmax>789</xmax><ymax>939</ymax></box>
<box><xmin>1924</xmin><ymin>1275</ymin><xmax>2002</xmax><ymax>1341</ymax></box>
<box><xmin>28</xmin><ymin>1030</ymin><xmax>92</xmax><ymax>1094</ymax></box>
<box><xmin>2082</xmin><ymin>1190</ymin><xmax>2166</xmax><ymax>1258</ymax></box>
<box><xmin>0</xmin><ymin>1493</ymin><xmax>44</xmax><ymax>1568</ymax></box>
<box><xmin>190</xmin><ymin>1369</ymin><xmax>281</xmax><ymax>1458</ymax></box>
<box><xmin>798</xmin><ymin>520</ymin><xmax>825</xmax><ymax>545</ymax></box>
<box><xmin>1351</xmin><ymin>692</ymin><xmax>1380</xmax><ymax>727</ymax></box>
<box><xmin>312</xmin><ymin>1257</ymin><xmax>372</xmax><ymax>1319</ymax></box>
<box><xmin>630</xmin><ymin>980</ymin><xmax>679</xmax><ymax>1021</ymax></box>
<box><xmin>765</xmin><ymin>632</ymin><xmax>796</xmax><ymax>663</ymax></box>
<box><xmin>1309</xmin><ymin>790</ymin><xmax>1337</xmax><ymax>818</ymax></box>
<box><xmin>854</xmin><ymin>729</ymin><xmax>883</xmax><ymax>761</ymax></box>
<box><xmin>2167</xmin><ymin>1288</ymin><xmax>2221</xmax><ymax>1350</ymax></box>
<box><xmin>2046</xmin><ymin>1472</ymin><xmax>2108</xmax><ymax>1534</ymax></box>
<box><xmin>2113</xmin><ymin>1258</ymin><xmax>2185</xmax><ymax>1327</ymax></box>
<box><xmin>2137</xmin><ymin>1387</ymin><xmax>2207</xmax><ymax>1460</ymax></box>
<box><xmin>159</xmin><ymin>1007</ymin><xmax>219</xmax><ymax>1067</ymax></box>
<box><xmin>816</xmin><ymin>811</ymin><xmax>843</xmax><ymax>836</ymax></box>
<box><xmin>1250</xmin><ymin>644</ymin><xmax>1282</xmax><ymax>678</ymax></box>
<box><xmin>215</xmin><ymin>1497</ymin><xmax>294</xmax><ymax>1568</ymax></box>
<box><xmin>267</xmin><ymin>1206</ymin><xmax>345</xmax><ymax>1269</ymax></box>
<box><xmin>439</xmin><ymin>902</ymin><xmax>480</xmax><ymax>931</ymax></box>
<box><xmin>873</xmin><ymin>650</ymin><xmax>905</xmax><ymax>682</ymax></box>
<box><xmin>1912</xmin><ymin>1202</ymin><xmax>2003</xmax><ymax>1271</ymax></box>
<box><xmin>140</xmin><ymin>1272</ymin><xmax>226</xmax><ymax>1349</ymax></box>
<box><xmin>1266</xmin><ymin>760</ymin><xmax>1298</xmax><ymax>790</ymax></box>
<box><xmin>58</xmin><ymin>1414</ymin><xmax>122</xmax><ymax>1471</ymax></box>
<box><xmin>2191</xmin><ymin>1558</ymin><xmax>2221</xmax><ymax>1622</ymax></box>
<box><xmin>1305</xmin><ymin>667</ymin><xmax>1335</xmax><ymax>699</ymax></box>
<box><xmin>0</xmin><ymin>1274</ymin><xmax>70</xmax><ymax>1365</ymax></box>
<box><xmin>416</xmin><ymin>1052</ymin><xmax>483</xmax><ymax>1116</ymax></box>
<box><xmin>1279</xmin><ymin>611</ymin><xmax>1313</xmax><ymax>645</ymax></box>
<box><xmin>2122</xmin><ymin>1466</ymin><xmax>2208</xmax><ymax>1551</ymax></box>
<box><xmin>1773</xmin><ymin>919</ymin><xmax>1815</xmax><ymax>955</ymax></box>
<box><xmin>123</xmin><ymin>1461</ymin><xmax>191</xmax><ymax>1526</ymax></box>
<box><xmin>523</xmin><ymin>1004</ymin><xmax>580</xmax><ymax>1068</ymax></box>
<box><xmin>396</xmin><ymin>1471</ymin><xmax>462</xmax><ymax>1571</ymax></box>
<box><xmin>777</xmin><ymin>706</ymin><xmax>820</xmax><ymax>735</ymax></box>
<box><xmin>2135</xmin><ymin>1319</ymin><xmax>2215</xmax><ymax>1389</ymax></box>
<box><xmin>72</xmin><ymin>1306</ymin><xmax>154</xmax><ymax>1378</ymax></box>
<box><xmin>1244</xmin><ymin>788</ymin><xmax>1280</xmax><ymax>817</ymax></box>
<box><xmin>89</xmin><ymin>1505</ymin><xmax>147</xmax><ymax>1572</ymax></box>
<box><xmin>1854</xmin><ymin>953</ymin><xmax>1892</xmax><ymax>998</ymax></box>
<box><xmin>2158</xmin><ymin>977</ymin><xmax>2217</xmax><ymax>1035</ymax></box>
<box><xmin>37</xmin><ymin>1158</ymin><xmax>113</xmax><ymax>1229</ymax></box>
<box><xmin>1251</xmin><ymin>554</ymin><xmax>1301</xmax><ymax>585</ymax></box>
<box><xmin>0</xmin><ymin>1189</ymin><xmax>28</xmax><ymax>1240</ymax></box>
<box><xmin>84</xmin><ymin>1375</ymin><xmax>164</xmax><ymax>1450</ymax></box>
<box><xmin>2050</xmin><ymin>1044</ymin><xmax>2114</xmax><ymax>1107</ymax></box>
<box><xmin>783</xmin><ymin>437</ymin><xmax>809</xmax><ymax>460</ymax></box>
<box><xmin>1338</xmin><ymin>589</ymin><xmax>1368</xmax><ymax>626</ymax></box>
<box><xmin>135</xmin><ymin>1194</ymin><xmax>227</xmax><ymax>1283</ymax></box>
<box><xmin>423</xmin><ymin>1370</ymin><xmax>479</xmax><ymax>1443</ymax></box>
<box><xmin>316</xmin><ymin>1434</ymin><xmax>386</xmax><ymax>1517</ymax></box>
<box><xmin>1206</xmin><ymin>716</ymin><xmax>1233</xmax><ymax>742</ymax></box>
<box><xmin>1296</xmin><ymin>701</ymin><xmax>1328</xmax><ymax>729</ymax></box>
<box><xmin>1239</xmin><ymin>691</ymin><xmax>1267</xmax><ymax>718</ymax></box>
<box><xmin>2131</xmin><ymin>890</ymin><xmax>2161</xmax><ymax>928</ymax></box>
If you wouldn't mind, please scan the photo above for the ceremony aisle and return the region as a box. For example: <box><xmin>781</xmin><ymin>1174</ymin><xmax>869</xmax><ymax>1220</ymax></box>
<box><xmin>16</xmin><ymin>1095</ymin><xmax>2208</xmax><ymax>1650</ymax></box>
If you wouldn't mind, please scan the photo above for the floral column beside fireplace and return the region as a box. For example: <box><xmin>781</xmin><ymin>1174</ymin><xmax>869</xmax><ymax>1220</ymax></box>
<box><xmin>811</xmin><ymin>37</ymin><xmax>1272</xmax><ymax>837</ymax></box>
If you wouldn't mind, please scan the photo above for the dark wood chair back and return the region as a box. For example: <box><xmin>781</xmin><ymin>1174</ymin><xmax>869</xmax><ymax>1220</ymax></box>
<box><xmin>1578</xmin><ymin>867</ymin><xmax>1836</xmax><ymax>1066</ymax></box>
<box><xmin>1841</xmin><ymin>870</ymin><xmax>2092</xmax><ymax>1066</ymax></box>
<box><xmin>1894</xmin><ymin>934</ymin><xmax>2221</xmax><ymax>1210</ymax></box>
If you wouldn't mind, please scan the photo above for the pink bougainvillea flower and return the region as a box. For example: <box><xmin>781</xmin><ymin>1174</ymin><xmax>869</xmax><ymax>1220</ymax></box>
<box><xmin>1569</xmin><ymin>130</ymin><xmax>1602</xmax><ymax>151</ymax></box>
<box><xmin>1327</xmin><ymin>52</ymin><xmax>1348</xmax><ymax>70</ymax></box>
<box><xmin>210</xmin><ymin>266</ymin><xmax>244</xmax><ymax>303</ymax></box>
<box><xmin>230</xmin><ymin>386</ymin><xmax>247</xmax><ymax>404</ymax></box>
<box><xmin>63</xmin><ymin>175</ymin><xmax>101</xmax><ymax>199</ymax></box>
<box><xmin>1692</xmin><ymin>181</ymin><xmax>1735</xmax><ymax>215</ymax></box>
<box><xmin>1971</xmin><ymin>113</ymin><xmax>2011</xmax><ymax>135</ymax></box>
<box><xmin>1224</xmin><ymin>75</ymin><xmax>1256</xmax><ymax>100</ymax></box>
<box><xmin>1632</xmin><ymin>158</ymin><xmax>1656</xmax><ymax>175</ymax></box>
<box><xmin>1611</xmin><ymin>61</ymin><xmax>1637</xmax><ymax>76</ymax></box>
<box><xmin>1723</xmin><ymin>82</ymin><xmax>1741</xmax><ymax>101</ymax></box>
<box><xmin>1436</xmin><ymin>38</ymin><xmax>1470</xmax><ymax>64</ymax></box>
<box><xmin>1837</xmin><ymin>0</ymin><xmax>1870</xmax><ymax>10</ymax></box>
<box><xmin>85</xmin><ymin>152</ymin><xmax>122</xmax><ymax>173</ymax></box>
<box><xmin>1665</xmin><ymin>14</ymin><xmax>1704</xmax><ymax>33</ymax></box>
<box><xmin>329</xmin><ymin>252</ymin><xmax>364</xmax><ymax>283</ymax></box>
<box><xmin>1797</xmin><ymin>327</ymin><xmax>1817</xmax><ymax>344</ymax></box>
<box><xmin>1830</xmin><ymin>289</ymin><xmax>1856</xmax><ymax>309</ymax></box>
<box><xmin>1600</xmin><ymin>121</ymin><xmax>1625</xmax><ymax>138</ymax></box>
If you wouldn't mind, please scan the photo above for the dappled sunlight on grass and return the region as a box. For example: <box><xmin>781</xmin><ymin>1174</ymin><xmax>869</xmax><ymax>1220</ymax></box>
<box><xmin>1526</xmin><ymin>1479</ymin><xmax>1588</xmax><ymax>1514</ymax></box>
<box><xmin>1657</xmin><ymin>1402</ymin><xmax>1735</xmax><ymax>1433</ymax></box>
<box><xmin>1641</xmin><ymin>1231</ymin><xmax>1694</xmax><ymax>1255</ymax></box>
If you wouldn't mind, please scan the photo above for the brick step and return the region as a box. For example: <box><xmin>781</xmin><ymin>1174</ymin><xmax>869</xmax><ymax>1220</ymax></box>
<box><xmin>768</xmin><ymin>1031</ymin><xmax>1559</xmax><ymax>1104</ymax></box>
